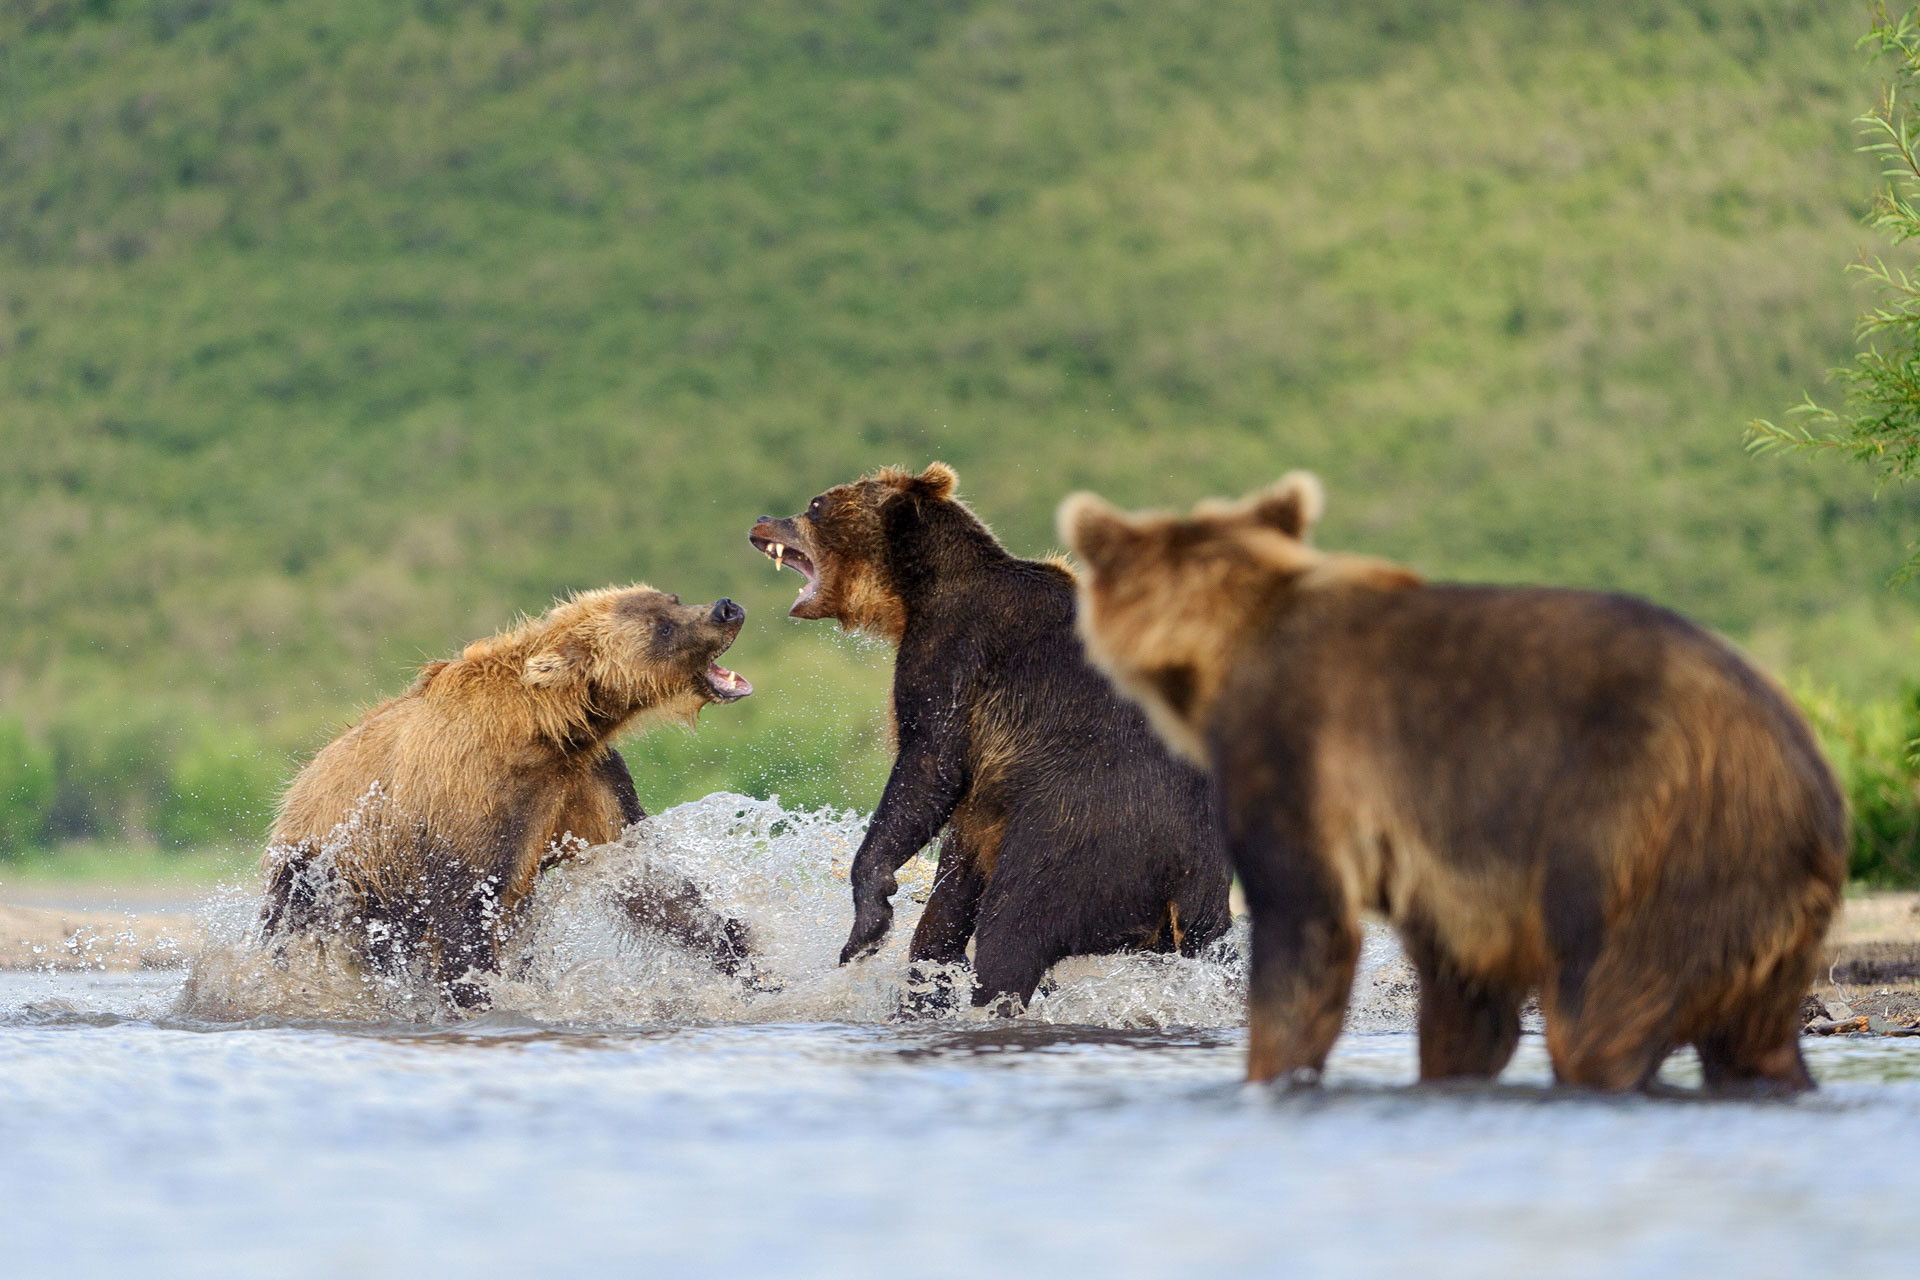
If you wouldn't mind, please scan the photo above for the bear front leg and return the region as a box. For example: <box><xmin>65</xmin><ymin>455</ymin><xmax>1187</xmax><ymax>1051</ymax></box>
<box><xmin>541</xmin><ymin>749</ymin><xmax>650</xmax><ymax>874</ymax></box>
<box><xmin>615</xmin><ymin>862</ymin><xmax>754</xmax><ymax>976</ymax></box>
<box><xmin>258</xmin><ymin>839</ymin><xmax>323</xmax><ymax>941</ymax></box>
<box><xmin>1233</xmin><ymin>820</ymin><xmax>1357</xmax><ymax>1085</ymax></box>
<box><xmin>594</xmin><ymin>747</ymin><xmax>647</xmax><ymax>828</ymax></box>
<box><xmin>432</xmin><ymin>895</ymin><xmax>503</xmax><ymax>1011</ymax></box>
<box><xmin>842</xmin><ymin>735</ymin><xmax>967</xmax><ymax>964</ymax></box>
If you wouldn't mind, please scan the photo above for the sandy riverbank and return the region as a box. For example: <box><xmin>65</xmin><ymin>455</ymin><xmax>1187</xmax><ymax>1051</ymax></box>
<box><xmin>0</xmin><ymin>902</ymin><xmax>203</xmax><ymax>971</ymax></box>
<box><xmin>2</xmin><ymin>890</ymin><xmax>1917</xmax><ymax>1032</ymax></box>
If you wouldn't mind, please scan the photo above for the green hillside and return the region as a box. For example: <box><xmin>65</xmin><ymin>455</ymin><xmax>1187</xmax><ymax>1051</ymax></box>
<box><xmin>2</xmin><ymin>0</ymin><xmax>1917</xmax><ymax>852</ymax></box>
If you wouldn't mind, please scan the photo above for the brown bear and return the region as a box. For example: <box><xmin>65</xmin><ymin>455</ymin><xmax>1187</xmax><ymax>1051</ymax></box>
<box><xmin>1060</xmin><ymin>474</ymin><xmax>1846</xmax><ymax>1093</ymax></box>
<box><xmin>748</xmin><ymin>463</ymin><xmax>1231</xmax><ymax>1009</ymax></box>
<box><xmin>263</xmin><ymin>584</ymin><xmax>757</xmax><ymax>1007</ymax></box>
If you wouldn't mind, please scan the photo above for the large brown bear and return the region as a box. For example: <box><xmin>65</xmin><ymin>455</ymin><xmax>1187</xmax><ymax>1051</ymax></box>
<box><xmin>264</xmin><ymin>584</ymin><xmax>757</xmax><ymax>1007</ymax></box>
<box><xmin>748</xmin><ymin>463</ymin><xmax>1230</xmax><ymax>1008</ymax></box>
<box><xmin>1061</xmin><ymin>474</ymin><xmax>1846</xmax><ymax>1093</ymax></box>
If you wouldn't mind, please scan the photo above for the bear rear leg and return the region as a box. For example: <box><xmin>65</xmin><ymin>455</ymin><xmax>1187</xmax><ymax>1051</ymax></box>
<box><xmin>898</xmin><ymin>844</ymin><xmax>987</xmax><ymax>1017</ymax></box>
<box><xmin>908</xmin><ymin>837</ymin><xmax>986</xmax><ymax>967</ymax></box>
<box><xmin>1692</xmin><ymin>958</ymin><xmax>1818</xmax><ymax>1096</ymax></box>
<box><xmin>1401</xmin><ymin>921</ymin><xmax>1524</xmax><ymax>1082</ymax></box>
<box><xmin>427</xmin><ymin>894</ymin><xmax>503</xmax><ymax>1011</ymax></box>
<box><xmin>1417</xmin><ymin>974</ymin><xmax>1524</xmax><ymax>1082</ymax></box>
<box><xmin>259</xmin><ymin>841</ymin><xmax>322</xmax><ymax>941</ymax></box>
<box><xmin>968</xmin><ymin>911</ymin><xmax>1055</xmax><ymax>1012</ymax></box>
<box><xmin>1695</xmin><ymin>1027</ymin><xmax>1813</xmax><ymax>1096</ymax></box>
<box><xmin>1541</xmin><ymin>945</ymin><xmax>1676</xmax><ymax>1092</ymax></box>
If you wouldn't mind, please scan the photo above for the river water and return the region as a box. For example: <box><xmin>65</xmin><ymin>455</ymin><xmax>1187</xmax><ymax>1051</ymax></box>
<box><xmin>2</xmin><ymin>795</ymin><xmax>1916</xmax><ymax>1278</ymax></box>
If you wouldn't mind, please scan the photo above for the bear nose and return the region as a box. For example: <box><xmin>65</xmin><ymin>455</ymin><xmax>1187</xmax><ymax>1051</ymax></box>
<box><xmin>711</xmin><ymin>598</ymin><xmax>744</xmax><ymax>626</ymax></box>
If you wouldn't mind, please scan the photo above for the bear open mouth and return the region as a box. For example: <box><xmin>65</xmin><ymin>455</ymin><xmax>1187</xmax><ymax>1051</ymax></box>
<box><xmin>703</xmin><ymin>662</ymin><xmax>753</xmax><ymax>701</ymax></box>
<box><xmin>750</xmin><ymin>535</ymin><xmax>820</xmax><ymax>611</ymax></box>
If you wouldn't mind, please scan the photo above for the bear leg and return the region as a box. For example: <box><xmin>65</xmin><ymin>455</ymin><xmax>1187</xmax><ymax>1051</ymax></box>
<box><xmin>429</xmin><ymin>895</ymin><xmax>503</xmax><ymax>1011</ymax></box>
<box><xmin>259</xmin><ymin>840</ymin><xmax>323</xmax><ymax>940</ymax></box>
<box><xmin>1416</xmin><ymin>973</ymin><xmax>1524</xmax><ymax>1082</ymax></box>
<box><xmin>1234</xmin><ymin>828</ymin><xmax>1358</xmax><ymax>1084</ymax></box>
<box><xmin>1533</xmin><ymin>847</ymin><xmax>1672</xmax><ymax>1090</ymax></box>
<box><xmin>1695</xmin><ymin>1027</ymin><xmax>1813</xmax><ymax>1096</ymax></box>
<box><xmin>1244</xmin><ymin>907</ymin><xmax>1359</xmax><ymax>1085</ymax></box>
<box><xmin>1548</xmin><ymin>932</ymin><xmax>1818</xmax><ymax>1095</ymax></box>
<box><xmin>1541</xmin><ymin>949</ymin><xmax>1674</xmax><ymax>1092</ymax></box>
<box><xmin>614</xmin><ymin>862</ymin><xmax>754</xmax><ymax>976</ymax></box>
<box><xmin>962</xmin><ymin>826</ymin><xmax>1089</xmax><ymax>1009</ymax></box>
<box><xmin>908</xmin><ymin>836</ymin><xmax>986</xmax><ymax>967</ymax></box>
<box><xmin>1691</xmin><ymin>957</ymin><xmax>1818</xmax><ymax>1096</ymax></box>
<box><xmin>1544</xmin><ymin>1024</ymin><xmax>1669</xmax><ymax>1092</ymax></box>
<box><xmin>967</xmin><ymin>909</ymin><xmax>1056</xmax><ymax>1011</ymax></box>
<box><xmin>893</xmin><ymin>839</ymin><xmax>987</xmax><ymax>1017</ymax></box>
<box><xmin>1401</xmin><ymin>920</ymin><xmax>1524</xmax><ymax>1082</ymax></box>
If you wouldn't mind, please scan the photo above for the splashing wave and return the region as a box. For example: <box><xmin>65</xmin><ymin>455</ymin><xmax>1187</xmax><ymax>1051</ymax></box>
<box><xmin>173</xmin><ymin>792</ymin><xmax>1415</xmax><ymax>1031</ymax></box>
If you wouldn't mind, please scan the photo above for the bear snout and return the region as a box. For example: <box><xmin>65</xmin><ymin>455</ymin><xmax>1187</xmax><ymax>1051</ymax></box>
<box><xmin>711</xmin><ymin>598</ymin><xmax>745</xmax><ymax>627</ymax></box>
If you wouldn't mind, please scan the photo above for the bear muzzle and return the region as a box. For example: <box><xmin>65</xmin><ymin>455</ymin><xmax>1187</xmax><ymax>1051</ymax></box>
<box><xmin>700</xmin><ymin>597</ymin><xmax>752</xmax><ymax>702</ymax></box>
<box><xmin>748</xmin><ymin>517</ymin><xmax>821</xmax><ymax>614</ymax></box>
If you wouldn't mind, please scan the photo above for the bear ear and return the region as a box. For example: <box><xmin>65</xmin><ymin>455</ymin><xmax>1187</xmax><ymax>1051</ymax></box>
<box><xmin>1057</xmin><ymin>491</ymin><xmax>1142</xmax><ymax>577</ymax></box>
<box><xmin>910</xmin><ymin>461</ymin><xmax>957</xmax><ymax>501</ymax></box>
<box><xmin>1248</xmin><ymin>471</ymin><xmax>1324</xmax><ymax>540</ymax></box>
<box><xmin>876</xmin><ymin>462</ymin><xmax>957</xmax><ymax>501</ymax></box>
<box><xmin>524</xmin><ymin>639</ymin><xmax>589</xmax><ymax>689</ymax></box>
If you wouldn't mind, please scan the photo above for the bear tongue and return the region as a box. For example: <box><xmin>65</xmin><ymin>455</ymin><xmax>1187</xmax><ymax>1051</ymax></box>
<box><xmin>704</xmin><ymin>663</ymin><xmax>753</xmax><ymax>700</ymax></box>
<box><xmin>789</xmin><ymin>556</ymin><xmax>819</xmax><ymax>606</ymax></box>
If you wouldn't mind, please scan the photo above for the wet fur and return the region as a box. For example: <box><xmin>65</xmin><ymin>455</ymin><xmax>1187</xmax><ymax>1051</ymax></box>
<box><xmin>1062</xmin><ymin>477</ymin><xmax>1846</xmax><ymax>1093</ymax></box>
<box><xmin>265</xmin><ymin>585</ymin><xmax>754</xmax><ymax>1005</ymax></box>
<box><xmin>752</xmin><ymin>464</ymin><xmax>1232</xmax><ymax>1007</ymax></box>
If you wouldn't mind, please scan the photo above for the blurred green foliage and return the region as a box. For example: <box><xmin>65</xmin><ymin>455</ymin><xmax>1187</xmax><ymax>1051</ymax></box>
<box><xmin>155</xmin><ymin>728</ymin><xmax>281</xmax><ymax>849</ymax></box>
<box><xmin>1</xmin><ymin>0</ymin><xmax>1919</xmax><ymax>871</ymax></box>
<box><xmin>1753</xmin><ymin>5</ymin><xmax>1920</xmax><ymax>572</ymax></box>
<box><xmin>44</xmin><ymin>702</ymin><xmax>175</xmax><ymax>845</ymax></box>
<box><xmin>1796</xmin><ymin>680</ymin><xmax>1920</xmax><ymax>884</ymax></box>
<box><xmin>0</xmin><ymin>717</ymin><xmax>56</xmax><ymax>856</ymax></box>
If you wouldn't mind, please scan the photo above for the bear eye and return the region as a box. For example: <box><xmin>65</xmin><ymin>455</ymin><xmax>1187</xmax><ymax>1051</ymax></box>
<box><xmin>808</xmin><ymin>497</ymin><xmax>824</xmax><ymax>516</ymax></box>
<box><xmin>654</xmin><ymin>618</ymin><xmax>677</xmax><ymax>644</ymax></box>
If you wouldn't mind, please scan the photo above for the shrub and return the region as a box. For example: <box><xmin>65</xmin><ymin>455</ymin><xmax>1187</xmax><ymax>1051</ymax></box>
<box><xmin>45</xmin><ymin>708</ymin><xmax>176</xmax><ymax>843</ymax></box>
<box><xmin>157</xmin><ymin>730</ymin><xmax>284</xmax><ymax>851</ymax></box>
<box><xmin>0</xmin><ymin>716</ymin><xmax>55</xmax><ymax>855</ymax></box>
<box><xmin>1752</xmin><ymin>5</ymin><xmax>1920</xmax><ymax>570</ymax></box>
<box><xmin>1795</xmin><ymin>682</ymin><xmax>1920</xmax><ymax>886</ymax></box>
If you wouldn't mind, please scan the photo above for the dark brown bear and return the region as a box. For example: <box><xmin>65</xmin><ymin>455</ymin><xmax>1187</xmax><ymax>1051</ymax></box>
<box><xmin>1060</xmin><ymin>473</ymin><xmax>1847</xmax><ymax>1093</ymax></box>
<box><xmin>264</xmin><ymin>584</ymin><xmax>757</xmax><ymax>1007</ymax></box>
<box><xmin>748</xmin><ymin>463</ymin><xmax>1231</xmax><ymax>1008</ymax></box>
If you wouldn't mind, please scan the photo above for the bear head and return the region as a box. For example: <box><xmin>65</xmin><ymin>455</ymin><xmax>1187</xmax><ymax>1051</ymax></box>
<box><xmin>746</xmin><ymin>462</ymin><xmax>960</xmax><ymax>644</ymax></box>
<box><xmin>454</xmin><ymin>584</ymin><xmax>752</xmax><ymax>739</ymax></box>
<box><xmin>1056</xmin><ymin>472</ymin><xmax>1334</xmax><ymax>765</ymax></box>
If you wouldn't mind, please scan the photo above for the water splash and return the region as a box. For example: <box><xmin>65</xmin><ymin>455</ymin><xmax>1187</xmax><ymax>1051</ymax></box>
<box><xmin>172</xmin><ymin>792</ymin><xmax>1414</xmax><ymax>1031</ymax></box>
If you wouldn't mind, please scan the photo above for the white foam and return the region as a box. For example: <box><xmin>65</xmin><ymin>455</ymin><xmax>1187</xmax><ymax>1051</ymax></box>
<box><xmin>172</xmin><ymin>792</ymin><xmax>1414</xmax><ymax>1031</ymax></box>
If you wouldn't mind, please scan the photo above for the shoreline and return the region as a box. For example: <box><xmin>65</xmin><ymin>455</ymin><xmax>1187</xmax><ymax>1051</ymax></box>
<box><xmin>0</xmin><ymin>902</ymin><xmax>204</xmax><ymax>972</ymax></box>
<box><xmin>3</xmin><ymin>892</ymin><xmax>1917</xmax><ymax>1035</ymax></box>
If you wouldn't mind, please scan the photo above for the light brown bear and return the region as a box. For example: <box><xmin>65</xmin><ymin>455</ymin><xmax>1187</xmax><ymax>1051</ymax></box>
<box><xmin>264</xmin><ymin>584</ymin><xmax>756</xmax><ymax>1007</ymax></box>
<box><xmin>1060</xmin><ymin>474</ymin><xmax>1845</xmax><ymax>1094</ymax></box>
